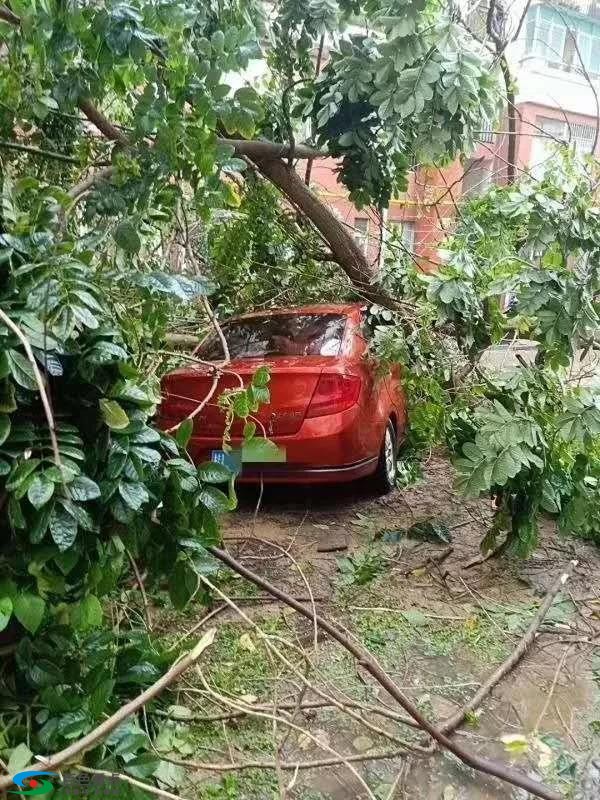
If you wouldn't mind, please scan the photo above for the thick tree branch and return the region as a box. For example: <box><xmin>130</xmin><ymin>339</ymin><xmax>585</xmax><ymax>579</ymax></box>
<box><xmin>77</xmin><ymin>98</ymin><xmax>325</xmax><ymax>159</ymax></box>
<box><xmin>251</xmin><ymin>157</ymin><xmax>412</xmax><ymax>311</ymax></box>
<box><xmin>0</xmin><ymin>4</ymin><xmax>19</xmax><ymax>24</ymax></box>
<box><xmin>486</xmin><ymin>0</ymin><xmax>517</xmax><ymax>183</ymax></box>
<box><xmin>0</xmin><ymin>0</ymin><xmax>403</xmax><ymax>312</ymax></box>
<box><xmin>208</xmin><ymin>546</ymin><xmax>561</xmax><ymax>800</ymax></box>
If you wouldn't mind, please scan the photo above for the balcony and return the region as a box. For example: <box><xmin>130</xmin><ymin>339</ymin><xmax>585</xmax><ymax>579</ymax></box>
<box><xmin>555</xmin><ymin>0</ymin><xmax>600</xmax><ymax>18</ymax></box>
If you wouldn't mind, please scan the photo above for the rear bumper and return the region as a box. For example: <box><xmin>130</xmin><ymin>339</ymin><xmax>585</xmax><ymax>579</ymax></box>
<box><xmin>235</xmin><ymin>456</ymin><xmax>378</xmax><ymax>484</ymax></box>
<box><xmin>169</xmin><ymin>405</ymin><xmax>381</xmax><ymax>484</ymax></box>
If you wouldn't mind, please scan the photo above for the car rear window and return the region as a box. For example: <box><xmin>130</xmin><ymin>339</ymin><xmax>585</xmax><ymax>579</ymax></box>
<box><xmin>197</xmin><ymin>314</ymin><xmax>348</xmax><ymax>360</ymax></box>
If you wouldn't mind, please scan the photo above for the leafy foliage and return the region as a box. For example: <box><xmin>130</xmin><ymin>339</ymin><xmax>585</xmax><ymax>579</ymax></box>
<box><xmin>205</xmin><ymin>181</ymin><xmax>347</xmax><ymax>315</ymax></box>
<box><xmin>306</xmin><ymin>14</ymin><xmax>500</xmax><ymax>207</ymax></box>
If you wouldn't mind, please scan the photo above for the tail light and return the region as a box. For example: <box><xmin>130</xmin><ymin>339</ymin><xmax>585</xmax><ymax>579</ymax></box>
<box><xmin>306</xmin><ymin>374</ymin><xmax>361</xmax><ymax>418</ymax></box>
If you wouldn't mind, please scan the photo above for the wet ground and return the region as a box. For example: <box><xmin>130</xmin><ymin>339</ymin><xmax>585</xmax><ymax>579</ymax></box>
<box><xmin>158</xmin><ymin>455</ymin><xmax>600</xmax><ymax>800</ymax></box>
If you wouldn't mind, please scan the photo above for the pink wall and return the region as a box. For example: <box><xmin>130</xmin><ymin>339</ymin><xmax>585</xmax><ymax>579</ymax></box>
<box><xmin>307</xmin><ymin>101</ymin><xmax>600</xmax><ymax>273</ymax></box>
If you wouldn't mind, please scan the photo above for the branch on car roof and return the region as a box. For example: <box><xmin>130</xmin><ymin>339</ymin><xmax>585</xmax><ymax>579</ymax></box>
<box><xmin>74</xmin><ymin>97</ymin><xmax>412</xmax><ymax>313</ymax></box>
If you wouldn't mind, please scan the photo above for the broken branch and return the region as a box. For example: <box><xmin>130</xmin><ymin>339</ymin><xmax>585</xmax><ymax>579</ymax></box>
<box><xmin>439</xmin><ymin>560</ymin><xmax>577</xmax><ymax>735</ymax></box>
<box><xmin>208</xmin><ymin>546</ymin><xmax>562</xmax><ymax>800</ymax></box>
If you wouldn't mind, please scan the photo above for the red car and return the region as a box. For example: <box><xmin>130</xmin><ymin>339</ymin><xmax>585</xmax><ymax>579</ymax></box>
<box><xmin>159</xmin><ymin>304</ymin><xmax>406</xmax><ymax>493</ymax></box>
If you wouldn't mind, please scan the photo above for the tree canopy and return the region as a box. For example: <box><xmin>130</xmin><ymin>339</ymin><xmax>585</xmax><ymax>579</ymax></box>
<box><xmin>1</xmin><ymin>0</ymin><xmax>600</xmax><ymax>795</ymax></box>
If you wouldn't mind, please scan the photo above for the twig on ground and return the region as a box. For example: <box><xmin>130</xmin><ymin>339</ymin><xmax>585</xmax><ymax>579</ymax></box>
<box><xmin>403</xmin><ymin>546</ymin><xmax>453</xmax><ymax>576</ymax></box>
<box><xmin>554</xmin><ymin>701</ymin><xmax>581</xmax><ymax>750</ymax></box>
<box><xmin>162</xmin><ymin>748</ymin><xmax>409</xmax><ymax>773</ymax></box>
<box><xmin>533</xmin><ymin>645</ymin><xmax>573</xmax><ymax>735</ymax></box>
<box><xmin>457</xmin><ymin>576</ymin><xmax>516</xmax><ymax>644</ymax></box>
<box><xmin>196</xmin><ymin>575</ymin><xmax>426</xmax><ymax>751</ymax></box>
<box><xmin>439</xmin><ymin>562</ymin><xmax>577</xmax><ymax>736</ymax></box>
<box><xmin>208</xmin><ymin>545</ymin><xmax>563</xmax><ymax>800</ymax></box>
<box><xmin>241</xmin><ymin>534</ymin><xmax>318</xmax><ymax>652</ymax></box>
<box><xmin>0</xmin><ymin>630</ymin><xmax>216</xmax><ymax>791</ymax></box>
<box><xmin>155</xmin><ymin>697</ymin><xmax>420</xmax><ymax>729</ymax></box>
<box><xmin>195</xmin><ymin>666</ymin><xmax>379</xmax><ymax>800</ymax></box>
<box><xmin>74</xmin><ymin>767</ymin><xmax>189</xmax><ymax>800</ymax></box>
<box><xmin>167</xmin><ymin>604</ymin><xmax>227</xmax><ymax>652</ymax></box>
<box><xmin>462</xmin><ymin>539</ymin><xmax>507</xmax><ymax>569</ymax></box>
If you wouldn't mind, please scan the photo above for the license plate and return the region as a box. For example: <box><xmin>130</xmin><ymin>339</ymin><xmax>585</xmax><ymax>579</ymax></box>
<box><xmin>211</xmin><ymin>449</ymin><xmax>242</xmax><ymax>475</ymax></box>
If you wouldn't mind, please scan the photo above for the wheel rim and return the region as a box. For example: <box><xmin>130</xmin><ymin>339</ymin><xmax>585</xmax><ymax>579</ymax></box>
<box><xmin>384</xmin><ymin>427</ymin><xmax>395</xmax><ymax>482</ymax></box>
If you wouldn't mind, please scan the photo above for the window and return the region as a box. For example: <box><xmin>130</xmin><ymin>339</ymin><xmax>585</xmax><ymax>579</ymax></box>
<box><xmin>538</xmin><ymin>116</ymin><xmax>594</xmax><ymax>155</ymax></box>
<box><xmin>462</xmin><ymin>159</ymin><xmax>493</xmax><ymax>198</ymax></box>
<box><xmin>387</xmin><ymin>220</ymin><xmax>416</xmax><ymax>253</ymax></box>
<box><xmin>530</xmin><ymin>116</ymin><xmax>595</xmax><ymax>176</ymax></box>
<box><xmin>353</xmin><ymin>218</ymin><xmax>370</xmax><ymax>253</ymax></box>
<box><xmin>571</xmin><ymin>121</ymin><xmax>596</xmax><ymax>154</ymax></box>
<box><xmin>477</xmin><ymin>115</ymin><xmax>495</xmax><ymax>143</ymax></box>
<box><xmin>196</xmin><ymin>314</ymin><xmax>348</xmax><ymax>360</ymax></box>
<box><xmin>523</xmin><ymin>4</ymin><xmax>600</xmax><ymax>76</ymax></box>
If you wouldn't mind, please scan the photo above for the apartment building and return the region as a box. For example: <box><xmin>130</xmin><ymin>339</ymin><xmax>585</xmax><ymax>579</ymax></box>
<box><xmin>311</xmin><ymin>0</ymin><xmax>600</xmax><ymax>268</ymax></box>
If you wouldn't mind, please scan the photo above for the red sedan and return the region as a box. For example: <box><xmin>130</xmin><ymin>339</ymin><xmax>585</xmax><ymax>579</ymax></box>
<box><xmin>159</xmin><ymin>304</ymin><xmax>407</xmax><ymax>493</ymax></box>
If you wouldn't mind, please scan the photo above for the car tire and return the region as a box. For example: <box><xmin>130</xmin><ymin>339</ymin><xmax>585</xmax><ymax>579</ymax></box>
<box><xmin>371</xmin><ymin>420</ymin><xmax>397</xmax><ymax>494</ymax></box>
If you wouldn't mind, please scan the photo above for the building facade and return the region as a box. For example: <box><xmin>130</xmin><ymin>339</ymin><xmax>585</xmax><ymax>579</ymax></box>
<box><xmin>310</xmin><ymin>0</ymin><xmax>600</xmax><ymax>269</ymax></box>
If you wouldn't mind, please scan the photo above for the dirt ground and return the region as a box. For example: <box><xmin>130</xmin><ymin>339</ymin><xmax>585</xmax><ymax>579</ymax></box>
<box><xmin>156</xmin><ymin>454</ymin><xmax>600</xmax><ymax>800</ymax></box>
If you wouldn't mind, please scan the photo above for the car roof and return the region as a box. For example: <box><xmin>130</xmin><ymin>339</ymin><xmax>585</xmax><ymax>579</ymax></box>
<box><xmin>229</xmin><ymin>303</ymin><xmax>364</xmax><ymax>322</ymax></box>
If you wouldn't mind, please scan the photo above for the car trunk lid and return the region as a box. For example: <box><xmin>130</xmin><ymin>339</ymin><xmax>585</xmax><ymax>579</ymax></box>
<box><xmin>160</xmin><ymin>356</ymin><xmax>333</xmax><ymax>437</ymax></box>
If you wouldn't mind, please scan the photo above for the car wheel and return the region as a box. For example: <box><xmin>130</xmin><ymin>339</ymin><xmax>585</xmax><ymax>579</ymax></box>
<box><xmin>371</xmin><ymin>420</ymin><xmax>397</xmax><ymax>494</ymax></box>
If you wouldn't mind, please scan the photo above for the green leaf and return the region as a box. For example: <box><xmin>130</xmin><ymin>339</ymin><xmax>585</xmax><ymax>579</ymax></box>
<box><xmin>0</xmin><ymin>351</ymin><xmax>10</xmax><ymax>379</ymax></box>
<box><xmin>0</xmin><ymin>579</ymin><xmax>17</xmax><ymax>600</ymax></box>
<box><xmin>6</xmin><ymin>743</ymin><xmax>33</xmax><ymax>774</ymax></box>
<box><xmin>27</xmin><ymin>474</ymin><xmax>54</xmax><ymax>509</ymax></box>
<box><xmin>251</xmin><ymin>385</ymin><xmax>270</xmax><ymax>405</ymax></box>
<box><xmin>6</xmin><ymin>458</ymin><xmax>40</xmax><ymax>490</ymax></box>
<box><xmin>243</xmin><ymin>421</ymin><xmax>256</xmax><ymax>441</ymax></box>
<box><xmin>0</xmin><ymin>379</ymin><xmax>16</xmax><ymax>412</ymax></box>
<box><xmin>13</xmin><ymin>592</ymin><xmax>45</xmax><ymax>634</ymax></box>
<box><xmin>114</xmin><ymin>220</ymin><xmax>141</xmax><ymax>253</ymax></box>
<box><xmin>59</xmin><ymin>498</ymin><xmax>94</xmax><ymax>531</ymax></box>
<box><xmin>90</xmin><ymin>678</ymin><xmax>115</xmax><ymax>718</ymax></box>
<box><xmin>175</xmin><ymin>418</ymin><xmax>193</xmax><ymax>449</ymax></box>
<box><xmin>8</xmin><ymin>496</ymin><xmax>26</xmax><ymax>528</ymax></box>
<box><xmin>100</xmin><ymin>399</ymin><xmax>130</xmax><ymax>430</ymax></box>
<box><xmin>169</xmin><ymin>557</ymin><xmax>199</xmax><ymax>609</ymax></box>
<box><xmin>197</xmin><ymin>461</ymin><xmax>231</xmax><ymax>484</ymax></box>
<box><xmin>252</xmin><ymin>366</ymin><xmax>270</xmax><ymax>387</ymax></box>
<box><xmin>0</xmin><ymin>596</ymin><xmax>13</xmax><ymax>632</ymax></box>
<box><xmin>233</xmin><ymin>392</ymin><xmax>249</xmax><ymax>418</ymax></box>
<box><xmin>7</xmin><ymin>349</ymin><xmax>38</xmax><ymax>390</ymax></box>
<box><xmin>71</xmin><ymin>595</ymin><xmax>103</xmax><ymax>631</ymax></box>
<box><xmin>129</xmin><ymin>271</ymin><xmax>213</xmax><ymax>300</ymax></box>
<box><xmin>118</xmin><ymin>481</ymin><xmax>149</xmax><ymax>511</ymax></box>
<box><xmin>0</xmin><ymin>414</ymin><xmax>10</xmax><ymax>445</ymax></box>
<box><xmin>199</xmin><ymin>485</ymin><xmax>231</xmax><ymax>513</ymax></box>
<box><xmin>69</xmin><ymin>475</ymin><xmax>101</xmax><ymax>502</ymax></box>
<box><xmin>49</xmin><ymin>504</ymin><xmax>78</xmax><ymax>551</ymax></box>
<box><xmin>124</xmin><ymin>754</ymin><xmax>160</xmax><ymax>779</ymax></box>
<box><xmin>30</xmin><ymin>502</ymin><xmax>54</xmax><ymax>544</ymax></box>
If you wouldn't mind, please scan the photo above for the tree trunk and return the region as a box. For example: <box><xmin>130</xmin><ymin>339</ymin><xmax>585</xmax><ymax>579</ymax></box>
<box><xmin>253</xmin><ymin>157</ymin><xmax>406</xmax><ymax>310</ymax></box>
<box><xmin>500</xmin><ymin>58</ymin><xmax>517</xmax><ymax>184</ymax></box>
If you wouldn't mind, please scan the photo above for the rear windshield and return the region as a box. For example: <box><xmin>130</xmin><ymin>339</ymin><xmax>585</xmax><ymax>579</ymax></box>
<box><xmin>197</xmin><ymin>314</ymin><xmax>347</xmax><ymax>360</ymax></box>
